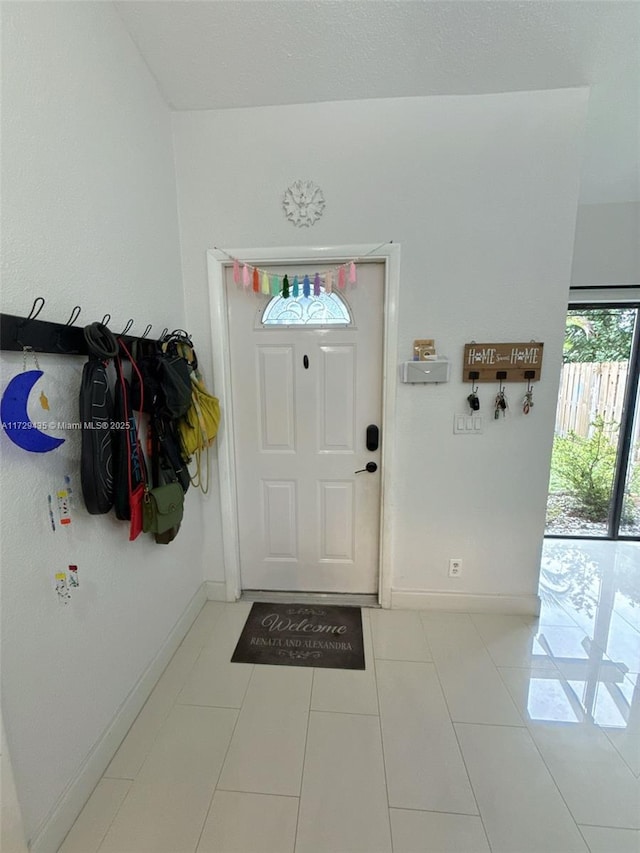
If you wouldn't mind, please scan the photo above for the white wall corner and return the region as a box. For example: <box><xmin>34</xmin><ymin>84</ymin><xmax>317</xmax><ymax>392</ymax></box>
<box><xmin>206</xmin><ymin>580</ymin><xmax>234</xmax><ymax>601</ymax></box>
<box><xmin>391</xmin><ymin>589</ymin><xmax>541</xmax><ymax>616</ymax></box>
<box><xmin>28</xmin><ymin>583</ymin><xmax>208</xmax><ymax>853</ymax></box>
<box><xmin>1</xmin><ymin>733</ymin><xmax>29</xmax><ymax>853</ymax></box>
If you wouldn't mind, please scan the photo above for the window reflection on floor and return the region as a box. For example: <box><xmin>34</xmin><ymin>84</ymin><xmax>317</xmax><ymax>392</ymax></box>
<box><xmin>533</xmin><ymin>539</ymin><xmax>640</xmax><ymax>736</ymax></box>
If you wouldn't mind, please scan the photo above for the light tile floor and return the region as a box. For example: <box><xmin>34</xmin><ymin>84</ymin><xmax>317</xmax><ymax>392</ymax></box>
<box><xmin>59</xmin><ymin>539</ymin><xmax>640</xmax><ymax>853</ymax></box>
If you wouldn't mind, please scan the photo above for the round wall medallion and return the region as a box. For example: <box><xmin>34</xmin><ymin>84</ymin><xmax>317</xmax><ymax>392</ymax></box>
<box><xmin>282</xmin><ymin>180</ymin><xmax>326</xmax><ymax>228</ymax></box>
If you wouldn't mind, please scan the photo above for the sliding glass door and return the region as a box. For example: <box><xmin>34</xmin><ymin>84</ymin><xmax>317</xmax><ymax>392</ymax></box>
<box><xmin>546</xmin><ymin>303</ymin><xmax>640</xmax><ymax>540</ymax></box>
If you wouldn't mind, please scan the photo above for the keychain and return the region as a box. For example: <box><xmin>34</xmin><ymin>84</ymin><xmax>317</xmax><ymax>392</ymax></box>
<box><xmin>467</xmin><ymin>373</ymin><xmax>480</xmax><ymax>412</ymax></box>
<box><xmin>494</xmin><ymin>379</ymin><xmax>508</xmax><ymax>419</ymax></box>
<box><xmin>523</xmin><ymin>375</ymin><xmax>534</xmax><ymax>415</ymax></box>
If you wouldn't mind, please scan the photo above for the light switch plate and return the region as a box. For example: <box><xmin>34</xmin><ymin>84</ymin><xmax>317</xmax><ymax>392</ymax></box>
<box><xmin>453</xmin><ymin>413</ymin><xmax>483</xmax><ymax>434</ymax></box>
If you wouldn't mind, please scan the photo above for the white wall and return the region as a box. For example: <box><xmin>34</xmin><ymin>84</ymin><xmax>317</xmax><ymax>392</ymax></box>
<box><xmin>1</xmin><ymin>4</ymin><xmax>204</xmax><ymax>847</ymax></box>
<box><xmin>572</xmin><ymin>202</ymin><xmax>640</xmax><ymax>287</ymax></box>
<box><xmin>173</xmin><ymin>89</ymin><xmax>588</xmax><ymax>607</ymax></box>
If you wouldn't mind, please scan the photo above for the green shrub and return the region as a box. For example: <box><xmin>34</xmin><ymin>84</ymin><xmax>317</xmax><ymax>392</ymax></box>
<box><xmin>550</xmin><ymin>417</ymin><xmax>617</xmax><ymax>522</ymax></box>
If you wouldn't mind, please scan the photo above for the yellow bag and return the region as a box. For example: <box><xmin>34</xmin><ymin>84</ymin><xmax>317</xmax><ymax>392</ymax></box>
<box><xmin>178</xmin><ymin>375</ymin><xmax>220</xmax><ymax>493</ymax></box>
<box><xmin>179</xmin><ymin>376</ymin><xmax>220</xmax><ymax>456</ymax></box>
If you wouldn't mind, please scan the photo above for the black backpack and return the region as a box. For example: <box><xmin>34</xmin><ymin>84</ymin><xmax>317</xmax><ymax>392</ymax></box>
<box><xmin>79</xmin><ymin>324</ymin><xmax>118</xmax><ymax>514</ymax></box>
<box><xmin>130</xmin><ymin>340</ymin><xmax>192</xmax><ymax>420</ymax></box>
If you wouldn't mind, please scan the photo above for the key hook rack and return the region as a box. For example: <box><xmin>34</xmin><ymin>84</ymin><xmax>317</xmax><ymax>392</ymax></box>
<box><xmin>1</xmin><ymin>298</ymin><xmax>181</xmax><ymax>356</ymax></box>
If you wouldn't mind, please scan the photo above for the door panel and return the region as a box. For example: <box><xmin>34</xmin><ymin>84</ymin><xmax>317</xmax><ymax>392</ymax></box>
<box><xmin>227</xmin><ymin>261</ymin><xmax>384</xmax><ymax>593</ymax></box>
<box><xmin>257</xmin><ymin>346</ymin><xmax>296</xmax><ymax>451</ymax></box>
<box><xmin>318</xmin><ymin>480</ymin><xmax>355</xmax><ymax>562</ymax></box>
<box><xmin>263</xmin><ymin>480</ymin><xmax>297</xmax><ymax>558</ymax></box>
<box><xmin>319</xmin><ymin>345</ymin><xmax>356</xmax><ymax>452</ymax></box>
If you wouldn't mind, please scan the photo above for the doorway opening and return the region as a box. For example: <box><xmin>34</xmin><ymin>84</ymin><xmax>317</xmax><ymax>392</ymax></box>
<box><xmin>545</xmin><ymin>302</ymin><xmax>640</xmax><ymax>540</ymax></box>
<box><xmin>207</xmin><ymin>244</ymin><xmax>400</xmax><ymax>605</ymax></box>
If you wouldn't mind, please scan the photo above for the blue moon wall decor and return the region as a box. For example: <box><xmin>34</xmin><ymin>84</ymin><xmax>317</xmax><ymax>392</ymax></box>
<box><xmin>1</xmin><ymin>370</ymin><xmax>65</xmax><ymax>453</ymax></box>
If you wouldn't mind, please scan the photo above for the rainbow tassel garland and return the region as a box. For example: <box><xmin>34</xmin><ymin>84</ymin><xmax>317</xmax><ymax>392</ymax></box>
<box><xmin>223</xmin><ymin>248</ymin><xmax>370</xmax><ymax>299</ymax></box>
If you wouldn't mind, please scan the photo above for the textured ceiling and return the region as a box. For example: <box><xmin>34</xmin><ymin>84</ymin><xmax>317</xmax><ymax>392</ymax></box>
<box><xmin>114</xmin><ymin>1</ymin><xmax>640</xmax><ymax>204</ymax></box>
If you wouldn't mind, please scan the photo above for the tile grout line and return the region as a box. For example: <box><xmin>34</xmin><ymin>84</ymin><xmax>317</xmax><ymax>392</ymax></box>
<box><xmin>68</xmin><ymin>779</ymin><xmax>131</xmax><ymax>853</ymax></box>
<box><xmin>447</xmin><ymin>722</ymin><xmax>493</xmax><ymax>853</ymax></box>
<box><xmin>369</xmin><ymin>615</ymin><xmax>394</xmax><ymax>851</ymax></box>
<box><xmin>513</xmin><ymin>719</ymin><xmax>594</xmax><ymax>842</ymax></box>
<box><xmin>505</xmin><ymin>674</ymin><xmax>640</xmax><ymax>824</ymax></box>
<box><xmin>293</xmin><ymin>667</ymin><xmax>314</xmax><ymax>853</ymax></box>
<box><xmin>494</xmin><ymin>650</ymin><xmax>640</xmax><ymax>834</ymax></box>
<box><xmin>492</xmin><ymin>649</ymin><xmax>606</xmax><ymax>842</ymax></box>
<box><xmin>387</xmin><ymin>804</ymin><xmax>497</xmax><ymax>818</ymax></box>
<box><xmin>418</xmin><ymin>616</ymin><xmax>492</xmax><ymax>852</ymax></box>
<box><xmin>190</xmin><ymin>610</ymin><xmax>255</xmax><ymax>853</ymax></box>
<box><xmin>191</xmin><ymin>661</ymin><xmax>254</xmax><ymax>853</ymax></box>
<box><xmin>600</xmin><ymin>726</ymin><xmax>640</xmax><ymax>779</ymax></box>
<box><xmin>211</xmin><ymin>788</ymin><xmax>299</xmax><ymax>800</ymax></box>
<box><xmin>95</xmin><ymin>609</ymin><xmax>229</xmax><ymax>852</ymax></box>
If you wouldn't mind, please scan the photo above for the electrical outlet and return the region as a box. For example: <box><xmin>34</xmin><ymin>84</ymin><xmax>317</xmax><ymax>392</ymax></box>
<box><xmin>449</xmin><ymin>558</ymin><xmax>462</xmax><ymax>578</ymax></box>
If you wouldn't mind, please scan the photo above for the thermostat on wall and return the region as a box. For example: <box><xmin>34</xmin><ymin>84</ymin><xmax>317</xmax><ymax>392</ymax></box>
<box><xmin>401</xmin><ymin>358</ymin><xmax>450</xmax><ymax>384</ymax></box>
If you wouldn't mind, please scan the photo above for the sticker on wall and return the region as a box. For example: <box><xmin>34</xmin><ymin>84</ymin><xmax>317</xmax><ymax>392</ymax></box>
<box><xmin>68</xmin><ymin>565</ymin><xmax>79</xmax><ymax>588</ymax></box>
<box><xmin>54</xmin><ymin>572</ymin><xmax>71</xmax><ymax>605</ymax></box>
<box><xmin>56</xmin><ymin>488</ymin><xmax>72</xmax><ymax>526</ymax></box>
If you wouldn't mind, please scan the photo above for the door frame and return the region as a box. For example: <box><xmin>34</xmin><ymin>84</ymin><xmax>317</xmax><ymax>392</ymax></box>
<box><xmin>207</xmin><ymin>243</ymin><xmax>401</xmax><ymax>605</ymax></box>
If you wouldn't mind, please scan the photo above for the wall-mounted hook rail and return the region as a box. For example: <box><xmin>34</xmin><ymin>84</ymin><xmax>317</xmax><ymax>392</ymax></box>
<box><xmin>0</xmin><ymin>308</ymin><xmax>174</xmax><ymax>357</ymax></box>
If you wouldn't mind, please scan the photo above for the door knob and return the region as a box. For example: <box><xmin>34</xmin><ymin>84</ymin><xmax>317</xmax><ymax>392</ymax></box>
<box><xmin>355</xmin><ymin>462</ymin><xmax>378</xmax><ymax>474</ymax></box>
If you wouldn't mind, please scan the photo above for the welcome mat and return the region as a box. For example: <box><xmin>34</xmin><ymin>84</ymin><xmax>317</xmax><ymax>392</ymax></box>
<box><xmin>231</xmin><ymin>603</ymin><xmax>365</xmax><ymax>670</ymax></box>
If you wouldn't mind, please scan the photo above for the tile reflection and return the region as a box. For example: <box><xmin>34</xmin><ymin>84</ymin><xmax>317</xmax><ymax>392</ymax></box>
<box><xmin>527</xmin><ymin>539</ymin><xmax>640</xmax><ymax>730</ymax></box>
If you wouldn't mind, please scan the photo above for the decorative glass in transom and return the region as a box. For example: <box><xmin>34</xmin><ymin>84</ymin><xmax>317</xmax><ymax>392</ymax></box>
<box><xmin>261</xmin><ymin>289</ymin><xmax>352</xmax><ymax>326</ymax></box>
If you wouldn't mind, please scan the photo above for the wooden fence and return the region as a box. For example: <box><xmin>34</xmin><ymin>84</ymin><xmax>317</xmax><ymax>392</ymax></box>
<box><xmin>555</xmin><ymin>362</ymin><xmax>640</xmax><ymax>460</ymax></box>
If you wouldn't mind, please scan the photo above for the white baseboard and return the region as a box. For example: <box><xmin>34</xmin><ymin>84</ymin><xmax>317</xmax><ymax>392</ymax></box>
<box><xmin>30</xmin><ymin>583</ymin><xmax>208</xmax><ymax>853</ymax></box>
<box><xmin>391</xmin><ymin>589</ymin><xmax>541</xmax><ymax>616</ymax></box>
<box><xmin>206</xmin><ymin>580</ymin><xmax>232</xmax><ymax>601</ymax></box>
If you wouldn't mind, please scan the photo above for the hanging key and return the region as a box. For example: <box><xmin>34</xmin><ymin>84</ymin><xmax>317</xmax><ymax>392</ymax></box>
<box><xmin>467</xmin><ymin>392</ymin><xmax>480</xmax><ymax>412</ymax></box>
<box><xmin>495</xmin><ymin>390</ymin><xmax>508</xmax><ymax>418</ymax></box>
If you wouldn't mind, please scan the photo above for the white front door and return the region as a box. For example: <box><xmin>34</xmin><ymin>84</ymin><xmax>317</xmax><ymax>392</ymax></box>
<box><xmin>227</xmin><ymin>262</ymin><xmax>384</xmax><ymax>594</ymax></box>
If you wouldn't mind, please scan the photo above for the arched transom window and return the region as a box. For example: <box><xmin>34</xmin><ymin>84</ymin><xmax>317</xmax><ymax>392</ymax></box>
<box><xmin>261</xmin><ymin>288</ymin><xmax>352</xmax><ymax>327</ymax></box>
